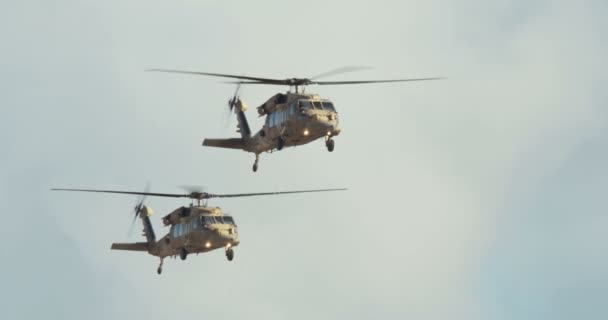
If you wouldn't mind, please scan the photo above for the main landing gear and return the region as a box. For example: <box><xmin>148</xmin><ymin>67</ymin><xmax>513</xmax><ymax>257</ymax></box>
<box><xmin>277</xmin><ymin>137</ymin><xmax>285</xmax><ymax>151</ymax></box>
<box><xmin>226</xmin><ymin>247</ymin><xmax>234</xmax><ymax>261</ymax></box>
<box><xmin>325</xmin><ymin>137</ymin><xmax>335</xmax><ymax>152</ymax></box>
<box><xmin>252</xmin><ymin>153</ymin><xmax>260</xmax><ymax>172</ymax></box>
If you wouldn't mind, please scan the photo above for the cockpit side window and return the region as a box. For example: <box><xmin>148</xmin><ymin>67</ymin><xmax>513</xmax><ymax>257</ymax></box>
<box><xmin>311</xmin><ymin>101</ymin><xmax>323</xmax><ymax>110</ymax></box>
<box><xmin>322</xmin><ymin>101</ymin><xmax>336</xmax><ymax>112</ymax></box>
<box><xmin>299</xmin><ymin>100</ymin><xmax>312</xmax><ymax>112</ymax></box>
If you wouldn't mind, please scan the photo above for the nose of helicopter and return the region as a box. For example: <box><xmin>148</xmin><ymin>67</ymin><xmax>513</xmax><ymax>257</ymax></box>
<box><xmin>308</xmin><ymin>113</ymin><xmax>340</xmax><ymax>136</ymax></box>
<box><xmin>217</xmin><ymin>227</ymin><xmax>239</xmax><ymax>244</ymax></box>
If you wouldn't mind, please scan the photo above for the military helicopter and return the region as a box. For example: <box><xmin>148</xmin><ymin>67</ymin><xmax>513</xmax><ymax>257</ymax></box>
<box><xmin>51</xmin><ymin>186</ymin><xmax>345</xmax><ymax>274</ymax></box>
<box><xmin>148</xmin><ymin>67</ymin><xmax>442</xmax><ymax>172</ymax></box>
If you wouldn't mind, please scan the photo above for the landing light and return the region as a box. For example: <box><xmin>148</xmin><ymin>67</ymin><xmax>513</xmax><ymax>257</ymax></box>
<box><xmin>326</xmin><ymin>131</ymin><xmax>331</xmax><ymax>136</ymax></box>
<box><xmin>205</xmin><ymin>242</ymin><xmax>211</xmax><ymax>248</ymax></box>
<box><xmin>226</xmin><ymin>243</ymin><xmax>232</xmax><ymax>249</ymax></box>
<box><xmin>304</xmin><ymin>129</ymin><xmax>309</xmax><ymax>136</ymax></box>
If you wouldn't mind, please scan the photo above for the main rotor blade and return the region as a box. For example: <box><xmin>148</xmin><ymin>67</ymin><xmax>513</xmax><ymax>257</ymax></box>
<box><xmin>51</xmin><ymin>188</ymin><xmax>188</xmax><ymax>198</ymax></box>
<box><xmin>147</xmin><ymin>69</ymin><xmax>285</xmax><ymax>84</ymax></box>
<box><xmin>224</xmin><ymin>81</ymin><xmax>283</xmax><ymax>85</ymax></box>
<box><xmin>310</xmin><ymin>66</ymin><xmax>373</xmax><ymax>80</ymax></box>
<box><xmin>314</xmin><ymin>77</ymin><xmax>445</xmax><ymax>85</ymax></box>
<box><xmin>206</xmin><ymin>188</ymin><xmax>347</xmax><ymax>199</ymax></box>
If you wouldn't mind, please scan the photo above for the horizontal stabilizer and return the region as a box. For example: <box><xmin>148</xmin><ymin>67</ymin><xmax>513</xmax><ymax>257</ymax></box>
<box><xmin>111</xmin><ymin>242</ymin><xmax>149</xmax><ymax>251</ymax></box>
<box><xmin>203</xmin><ymin>138</ymin><xmax>245</xmax><ymax>150</ymax></box>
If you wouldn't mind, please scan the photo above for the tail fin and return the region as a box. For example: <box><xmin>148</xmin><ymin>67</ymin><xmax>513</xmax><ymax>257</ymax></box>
<box><xmin>234</xmin><ymin>99</ymin><xmax>251</xmax><ymax>138</ymax></box>
<box><xmin>139</xmin><ymin>206</ymin><xmax>156</xmax><ymax>244</ymax></box>
<box><xmin>110</xmin><ymin>207</ymin><xmax>156</xmax><ymax>253</ymax></box>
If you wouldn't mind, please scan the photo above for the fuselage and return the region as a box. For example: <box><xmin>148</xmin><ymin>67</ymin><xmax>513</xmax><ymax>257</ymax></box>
<box><xmin>246</xmin><ymin>92</ymin><xmax>341</xmax><ymax>153</ymax></box>
<box><xmin>152</xmin><ymin>206</ymin><xmax>239</xmax><ymax>258</ymax></box>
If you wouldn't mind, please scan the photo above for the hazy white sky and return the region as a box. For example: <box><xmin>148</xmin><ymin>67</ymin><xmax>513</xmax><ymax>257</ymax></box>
<box><xmin>1</xmin><ymin>1</ymin><xmax>607</xmax><ymax>319</ymax></box>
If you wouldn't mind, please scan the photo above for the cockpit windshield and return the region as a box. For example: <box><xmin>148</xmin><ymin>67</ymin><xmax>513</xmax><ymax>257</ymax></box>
<box><xmin>322</xmin><ymin>101</ymin><xmax>336</xmax><ymax>112</ymax></box>
<box><xmin>223</xmin><ymin>216</ymin><xmax>236</xmax><ymax>225</ymax></box>
<box><xmin>299</xmin><ymin>100</ymin><xmax>336</xmax><ymax>112</ymax></box>
<box><xmin>202</xmin><ymin>215</ymin><xmax>236</xmax><ymax>226</ymax></box>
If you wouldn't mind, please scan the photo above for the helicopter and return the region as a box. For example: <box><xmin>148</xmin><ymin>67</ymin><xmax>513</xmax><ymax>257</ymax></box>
<box><xmin>148</xmin><ymin>67</ymin><xmax>443</xmax><ymax>172</ymax></box>
<box><xmin>51</xmin><ymin>186</ymin><xmax>346</xmax><ymax>274</ymax></box>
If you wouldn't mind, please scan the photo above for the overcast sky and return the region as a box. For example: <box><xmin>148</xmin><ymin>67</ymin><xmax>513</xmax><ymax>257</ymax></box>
<box><xmin>1</xmin><ymin>1</ymin><xmax>607</xmax><ymax>319</ymax></box>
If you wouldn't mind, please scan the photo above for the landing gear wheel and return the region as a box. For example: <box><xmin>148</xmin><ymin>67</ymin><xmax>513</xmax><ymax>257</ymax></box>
<box><xmin>326</xmin><ymin>139</ymin><xmax>335</xmax><ymax>152</ymax></box>
<box><xmin>180</xmin><ymin>248</ymin><xmax>188</xmax><ymax>260</ymax></box>
<box><xmin>253</xmin><ymin>154</ymin><xmax>260</xmax><ymax>172</ymax></box>
<box><xmin>157</xmin><ymin>258</ymin><xmax>164</xmax><ymax>275</ymax></box>
<box><xmin>226</xmin><ymin>248</ymin><xmax>234</xmax><ymax>261</ymax></box>
<box><xmin>277</xmin><ymin>137</ymin><xmax>285</xmax><ymax>151</ymax></box>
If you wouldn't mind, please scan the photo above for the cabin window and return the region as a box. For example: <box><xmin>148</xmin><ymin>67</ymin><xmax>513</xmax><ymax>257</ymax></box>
<box><xmin>299</xmin><ymin>100</ymin><xmax>312</xmax><ymax>111</ymax></box>
<box><xmin>193</xmin><ymin>218</ymin><xmax>200</xmax><ymax>229</ymax></box>
<box><xmin>289</xmin><ymin>102</ymin><xmax>296</xmax><ymax>115</ymax></box>
<box><xmin>173</xmin><ymin>224</ymin><xmax>182</xmax><ymax>237</ymax></box>
<box><xmin>269</xmin><ymin>112</ymin><xmax>279</xmax><ymax>127</ymax></box>
<box><xmin>322</xmin><ymin>102</ymin><xmax>336</xmax><ymax>112</ymax></box>
<box><xmin>311</xmin><ymin>101</ymin><xmax>323</xmax><ymax>110</ymax></box>
<box><xmin>204</xmin><ymin>216</ymin><xmax>216</xmax><ymax>224</ymax></box>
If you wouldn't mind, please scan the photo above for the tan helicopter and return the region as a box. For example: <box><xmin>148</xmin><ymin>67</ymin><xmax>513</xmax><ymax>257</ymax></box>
<box><xmin>52</xmin><ymin>187</ymin><xmax>345</xmax><ymax>274</ymax></box>
<box><xmin>148</xmin><ymin>67</ymin><xmax>442</xmax><ymax>172</ymax></box>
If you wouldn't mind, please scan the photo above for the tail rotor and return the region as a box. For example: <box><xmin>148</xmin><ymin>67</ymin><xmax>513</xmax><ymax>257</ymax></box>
<box><xmin>129</xmin><ymin>183</ymin><xmax>150</xmax><ymax>236</ymax></box>
<box><xmin>222</xmin><ymin>83</ymin><xmax>242</xmax><ymax>128</ymax></box>
<box><xmin>228</xmin><ymin>82</ymin><xmax>242</xmax><ymax>113</ymax></box>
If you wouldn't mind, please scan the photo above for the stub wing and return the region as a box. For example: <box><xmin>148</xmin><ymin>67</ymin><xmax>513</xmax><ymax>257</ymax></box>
<box><xmin>111</xmin><ymin>242</ymin><xmax>149</xmax><ymax>252</ymax></box>
<box><xmin>202</xmin><ymin>138</ymin><xmax>245</xmax><ymax>150</ymax></box>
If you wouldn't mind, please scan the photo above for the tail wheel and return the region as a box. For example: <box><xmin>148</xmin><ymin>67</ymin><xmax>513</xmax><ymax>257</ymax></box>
<box><xmin>180</xmin><ymin>248</ymin><xmax>188</xmax><ymax>260</ymax></box>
